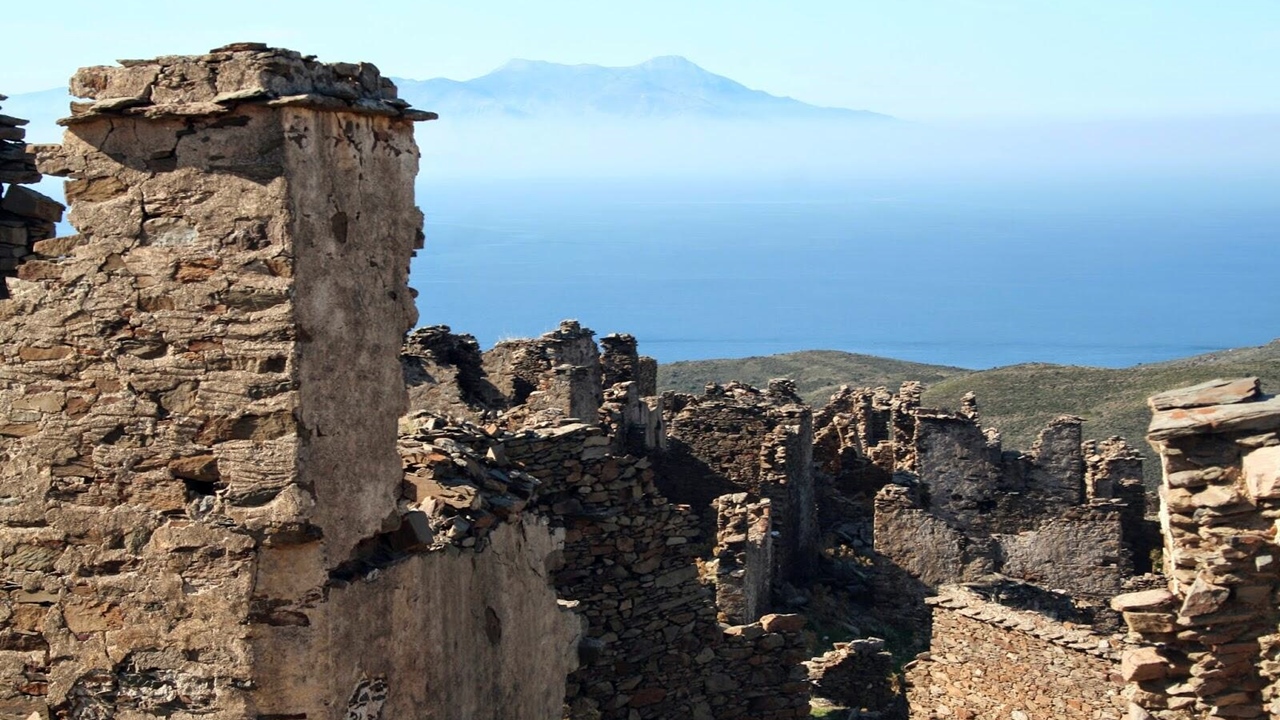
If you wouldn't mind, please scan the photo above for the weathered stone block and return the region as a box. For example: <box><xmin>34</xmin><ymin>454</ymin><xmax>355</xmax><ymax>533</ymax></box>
<box><xmin>1121</xmin><ymin>647</ymin><xmax>1171</xmax><ymax>682</ymax></box>
<box><xmin>1150</xmin><ymin>378</ymin><xmax>1261</xmax><ymax>411</ymax></box>
<box><xmin>1243</xmin><ymin>446</ymin><xmax>1280</xmax><ymax>500</ymax></box>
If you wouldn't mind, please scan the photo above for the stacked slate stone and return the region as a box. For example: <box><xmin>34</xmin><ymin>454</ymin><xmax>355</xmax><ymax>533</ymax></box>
<box><xmin>1114</xmin><ymin>378</ymin><xmax>1280</xmax><ymax>720</ymax></box>
<box><xmin>0</xmin><ymin>96</ymin><xmax>63</xmax><ymax>297</ymax></box>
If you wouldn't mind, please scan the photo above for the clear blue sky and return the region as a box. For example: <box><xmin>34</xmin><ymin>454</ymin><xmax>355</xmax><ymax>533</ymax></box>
<box><xmin>3</xmin><ymin>0</ymin><xmax>1278</xmax><ymax>120</ymax></box>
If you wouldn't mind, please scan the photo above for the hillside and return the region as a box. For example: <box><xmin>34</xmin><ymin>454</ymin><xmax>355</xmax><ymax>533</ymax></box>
<box><xmin>659</xmin><ymin>340</ymin><xmax>1280</xmax><ymax>487</ymax></box>
<box><xmin>658</xmin><ymin>350</ymin><xmax>968</xmax><ymax>403</ymax></box>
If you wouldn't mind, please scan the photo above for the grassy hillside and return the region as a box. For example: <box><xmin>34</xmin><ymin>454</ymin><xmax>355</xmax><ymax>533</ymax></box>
<box><xmin>658</xmin><ymin>350</ymin><xmax>968</xmax><ymax>405</ymax></box>
<box><xmin>659</xmin><ymin>340</ymin><xmax>1280</xmax><ymax>488</ymax></box>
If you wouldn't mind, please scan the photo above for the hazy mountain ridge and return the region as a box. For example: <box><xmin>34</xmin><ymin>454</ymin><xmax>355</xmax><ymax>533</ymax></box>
<box><xmin>392</xmin><ymin>56</ymin><xmax>893</xmax><ymax>120</ymax></box>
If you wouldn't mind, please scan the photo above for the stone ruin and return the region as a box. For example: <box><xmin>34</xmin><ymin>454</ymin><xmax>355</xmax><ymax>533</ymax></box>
<box><xmin>0</xmin><ymin>47</ymin><xmax>812</xmax><ymax>720</ymax></box>
<box><xmin>0</xmin><ymin>96</ymin><xmax>64</xmax><ymax>298</ymax></box>
<box><xmin>3</xmin><ymin>42</ymin><xmax>1272</xmax><ymax>720</ymax></box>
<box><xmin>1113</xmin><ymin>378</ymin><xmax>1280</xmax><ymax>720</ymax></box>
<box><xmin>821</xmin><ymin>383</ymin><xmax>1157</xmax><ymax>615</ymax></box>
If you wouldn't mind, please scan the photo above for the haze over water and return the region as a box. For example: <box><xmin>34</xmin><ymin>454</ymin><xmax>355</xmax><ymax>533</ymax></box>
<box><xmin>411</xmin><ymin>118</ymin><xmax>1280</xmax><ymax>369</ymax></box>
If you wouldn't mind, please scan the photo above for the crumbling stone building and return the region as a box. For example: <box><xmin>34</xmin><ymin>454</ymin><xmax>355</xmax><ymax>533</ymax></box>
<box><xmin>9</xmin><ymin>41</ymin><xmax>1267</xmax><ymax>720</ymax></box>
<box><xmin>815</xmin><ymin>383</ymin><xmax>1156</xmax><ymax>611</ymax></box>
<box><xmin>659</xmin><ymin>381</ymin><xmax>819</xmax><ymax>591</ymax></box>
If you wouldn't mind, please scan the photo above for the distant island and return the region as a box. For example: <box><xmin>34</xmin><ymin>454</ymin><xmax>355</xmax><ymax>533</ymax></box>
<box><xmin>390</xmin><ymin>56</ymin><xmax>894</xmax><ymax>120</ymax></box>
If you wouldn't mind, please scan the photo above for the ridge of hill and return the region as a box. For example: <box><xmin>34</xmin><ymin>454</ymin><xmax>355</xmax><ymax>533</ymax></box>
<box><xmin>658</xmin><ymin>340</ymin><xmax>1280</xmax><ymax>487</ymax></box>
<box><xmin>658</xmin><ymin>350</ymin><xmax>968</xmax><ymax>403</ymax></box>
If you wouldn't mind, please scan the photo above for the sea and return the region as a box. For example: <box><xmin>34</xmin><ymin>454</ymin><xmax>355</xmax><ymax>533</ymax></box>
<box><xmin>410</xmin><ymin>172</ymin><xmax>1280</xmax><ymax>369</ymax></box>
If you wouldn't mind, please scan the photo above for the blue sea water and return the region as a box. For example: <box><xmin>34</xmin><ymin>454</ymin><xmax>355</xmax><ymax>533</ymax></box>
<box><xmin>412</xmin><ymin>173</ymin><xmax>1279</xmax><ymax>369</ymax></box>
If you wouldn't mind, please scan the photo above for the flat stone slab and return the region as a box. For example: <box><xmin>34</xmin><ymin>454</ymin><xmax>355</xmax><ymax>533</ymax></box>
<box><xmin>1149</xmin><ymin>394</ymin><xmax>1280</xmax><ymax>442</ymax></box>
<box><xmin>1149</xmin><ymin>377</ymin><xmax>1260</xmax><ymax>411</ymax></box>
<box><xmin>1111</xmin><ymin>588</ymin><xmax>1176</xmax><ymax>612</ymax></box>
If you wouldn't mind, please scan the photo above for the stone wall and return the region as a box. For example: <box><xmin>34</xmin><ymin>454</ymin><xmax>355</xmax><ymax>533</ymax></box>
<box><xmin>662</xmin><ymin>382</ymin><xmax>818</xmax><ymax>585</ymax></box>
<box><xmin>807</xmin><ymin>637</ymin><xmax>902</xmax><ymax>715</ymax></box>
<box><xmin>862</xmin><ymin>392</ymin><xmax>1148</xmax><ymax>606</ymax></box>
<box><xmin>482</xmin><ymin>319</ymin><xmax>604</xmax><ymax>422</ymax></box>
<box><xmin>397</xmin><ymin>414</ymin><xmax>812</xmax><ymax>719</ymax></box>
<box><xmin>401</xmin><ymin>324</ymin><xmax>503</xmax><ymax>421</ymax></box>
<box><xmin>906</xmin><ymin>586</ymin><xmax>1127</xmax><ymax>720</ymax></box>
<box><xmin>711</xmin><ymin>493</ymin><xmax>773</xmax><ymax>624</ymax></box>
<box><xmin>1114</xmin><ymin>378</ymin><xmax>1280</xmax><ymax>720</ymax></box>
<box><xmin>0</xmin><ymin>96</ymin><xmax>63</xmax><ymax>297</ymax></box>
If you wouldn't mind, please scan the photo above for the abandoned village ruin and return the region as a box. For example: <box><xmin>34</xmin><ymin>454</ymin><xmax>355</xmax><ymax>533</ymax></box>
<box><xmin>0</xmin><ymin>45</ymin><xmax>1277</xmax><ymax>720</ymax></box>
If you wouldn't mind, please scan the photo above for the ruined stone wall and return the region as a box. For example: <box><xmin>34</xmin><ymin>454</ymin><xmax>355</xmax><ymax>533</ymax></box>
<box><xmin>864</xmin><ymin>397</ymin><xmax>1149</xmax><ymax>609</ymax></box>
<box><xmin>0</xmin><ymin>97</ymin><xmax>63</xmax><ymax>297</ymax></box>
<box><xmin>906</xmin><ymin>587</ymin><xmax>1126</xmax><ymax>720</ymax></box>
<box><xmin>598</xmin><ymin>380</ymin><xmax>665</xmax><ymax>456</ymax></box>
<box><xmin>399</xmin><ymin>416</ymin><xmax>812</xmax><ymax>719</ymax></box>
<box><xmin>874</xmin><ymin>485</ymin><xmax>995</xmax><ymax>587</ymax></box>
<box><xmin>813</xmin><ymin>385</ymin><xmax>895</xmax><ymax>500</ymax></box>
<box><xmin>806</xmin><ymin>637</ymin><xmax>902</xmax><ymax>716</ymax></box>
<box><xmin>401</xmin><ymin>324</ymin><xmax>503</xmax><ymax>421</ymax></box>
<box><xmin>1114</xmin><ymin>378</ymin><xmax>1280</xmax><ymax>720</ymax></box>
<box><xmin>998</xmin><ymin>501</ymin><xmax>1131</xmax><ymax>607</ymax></box>
<box><xmin>711</xmin><ymin>493</ymin><xmax>773</xmax><ymax>624</ymax></box>
<box><xmin>600</xmin><ymin>332</ymin><xmax>656</xmax><ymax>396</ymax></box>
<box><xmin>482</xmin><ymin>320</ymin><xmax>603</xmax><ymax>420</ymax></box>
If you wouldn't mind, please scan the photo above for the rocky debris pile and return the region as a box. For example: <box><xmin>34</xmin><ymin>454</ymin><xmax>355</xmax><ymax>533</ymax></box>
<box><xmin>393</xmin><ymin>414</ymin><xmax>544</xmax><ymax>554</ymax></box>
<box><xmin>0</xmin><ymin>96</ymin><xmax>63</xmax><ymax>297</ymax></box>
<box><xmin>1113</xmin><ymin>378</ymin><xmax>1280</xmax><ymax>720</ymax></box>
<box><xmin>806</xmin><ymin>637</ymin><xmax>903</xmax><ymax>717</ymax></box>
<box><xmin>59</xmin><ymin>43</ymin><xmax>435</xmax><ymax>126</ymax></box>
<box><xmin>906</xmin><ymin>585</ymin><xmax>1127</xmax><ymax>720</ymax></box>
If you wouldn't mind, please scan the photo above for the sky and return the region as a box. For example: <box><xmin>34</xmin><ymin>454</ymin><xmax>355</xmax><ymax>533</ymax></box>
<box><xmin>3</xmin><ymin>0</ymin><xmax>1278</xmax><ymax>120</ymax></box>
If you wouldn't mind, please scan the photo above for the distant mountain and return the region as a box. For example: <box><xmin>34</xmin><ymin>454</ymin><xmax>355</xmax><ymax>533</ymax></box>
<box><xmin>392</xmin><ymin>56</ymin><xmax>892</xmax><ymax>121</ymax></box>
<box><xmin>4</xmin><ymin>57</ymin><xmax>891</xmax><ymax>130</ymax></box>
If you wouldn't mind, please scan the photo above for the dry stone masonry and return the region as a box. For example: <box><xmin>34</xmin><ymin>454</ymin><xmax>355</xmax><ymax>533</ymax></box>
<box><xmin>0</xmin><ymin>97</ymin><xmax>64</xmax><ymax>298</ymax></box>
<box><xmin>906</xmin><ymin>585</ymin><xmax>1128</xmax><ymax>720</ymax></box>
<box><xmin>1114</xmin><ymin>378</ymin><xmax>1280</xmax><ymax>720</ymax></box>
<box><xmin>0</xmin><ymin>44</ymin><xmax>524</xmax><ymax>720</ymax></box>
<box><xmin>852</xmin><ymin>385</ymin><xmax>1153</xmax><ymax>612</ymax></box>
